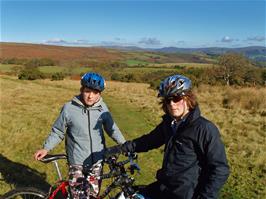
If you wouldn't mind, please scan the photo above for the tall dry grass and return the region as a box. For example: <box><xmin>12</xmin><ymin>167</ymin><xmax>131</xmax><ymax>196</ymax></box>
<box><xmin>0</xmin><ymin>75</ymin><xmax>265</xmax><ymax>198</ymax></box>
<box><xmin>222</xmin><ymin>87</ymin><xmax>266</xmax><ymax>111</ymax></box>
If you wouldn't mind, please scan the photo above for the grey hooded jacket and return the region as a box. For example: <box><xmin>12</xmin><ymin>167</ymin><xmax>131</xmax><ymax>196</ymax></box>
<box><xmin>43</xmin><ymin>95</ymin><xmax>126</xmax><ymax>166</ymax></box>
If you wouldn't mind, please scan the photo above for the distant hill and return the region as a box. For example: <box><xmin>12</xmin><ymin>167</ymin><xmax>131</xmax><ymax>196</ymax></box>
<box><xmin>0</xmin><ymin>42</ymin><xmax>123</xmax><ymax>62</ymax></box>
<box><xmin>0</xmin><ymin>42</ymin><xmax>214</xmax><ymax>64</ymax></box>
<box><xmin>1</xmin><ymin>42</ymin><xmax>265</xmax><ymax>65</ymax></box>
<box><xmin>107</xmin><ymin>45</ymin><xmax>266</xmax><ymax>63</ymax></box>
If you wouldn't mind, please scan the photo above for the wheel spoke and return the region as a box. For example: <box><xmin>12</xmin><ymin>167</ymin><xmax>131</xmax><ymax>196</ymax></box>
<box><xmin>3</xmin><ymin>188</ymin><xmax>47</xmax><ymax>199</ymax></box>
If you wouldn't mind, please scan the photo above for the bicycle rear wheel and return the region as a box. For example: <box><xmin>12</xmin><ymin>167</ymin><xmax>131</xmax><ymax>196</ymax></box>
<box><xmin>2</xmin><ymin>187</ymin><xmax>47</xmax><ymax>199</ymax></box>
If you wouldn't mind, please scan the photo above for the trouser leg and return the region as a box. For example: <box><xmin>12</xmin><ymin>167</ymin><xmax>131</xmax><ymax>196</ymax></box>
<box><xmin>68</xmin><ymin>163</ymin><xmax>103</xmax><ymax>199</ymax></box>
<box><xmin>68</xmin><ymin>165</ymin><xmax>84</xmax><ymax>199</ymax></box>
<box><xmin>86</xmin><ymin>162</ymin><xmax>103</xmax><ymax>198</ymax></box>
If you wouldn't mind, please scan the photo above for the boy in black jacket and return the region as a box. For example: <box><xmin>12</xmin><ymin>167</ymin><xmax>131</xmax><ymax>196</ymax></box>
<box><xmin>107</xmin><ymin>74</ymin><xmax>229</xmax><ymax>199</ymax></box>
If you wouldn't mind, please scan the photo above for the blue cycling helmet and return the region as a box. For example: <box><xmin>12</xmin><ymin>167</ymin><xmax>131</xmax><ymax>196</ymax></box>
<box><xmin>81</xmin><ymin>72</ymin><xmax>105</xmax><ymax>91</ymax></box>
<box><xmin>158</xmin><ymin>74</ymin><xmax>191</xmax><ymax>98</ymax></box>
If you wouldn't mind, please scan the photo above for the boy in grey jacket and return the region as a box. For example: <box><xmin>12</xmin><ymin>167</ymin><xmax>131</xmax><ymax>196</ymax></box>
<box><xmin>34</xmin><ymin>72</ymin><xmax>125</xmax><ymax>198</ymax></box>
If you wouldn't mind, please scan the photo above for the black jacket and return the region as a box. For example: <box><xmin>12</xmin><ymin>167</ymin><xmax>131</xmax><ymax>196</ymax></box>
<box><xmin>130</xmin><ymin>106</ymin><xmax>230</xmax><ymax>199</ymax></box>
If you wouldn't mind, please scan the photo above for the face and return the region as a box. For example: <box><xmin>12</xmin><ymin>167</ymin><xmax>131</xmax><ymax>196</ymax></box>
<box><xmin>165</xmin><ymin>96</ymin><xmax>189</xmax><ymax>120</ymax></box>
<box><xmin>81</xmin><ymin>87</ymin><xmax>101</xmax><ymax>106</ymax></box>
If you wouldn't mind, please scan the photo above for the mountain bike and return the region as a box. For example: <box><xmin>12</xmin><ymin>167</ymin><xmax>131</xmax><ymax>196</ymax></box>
<box><xmin>2</xmin><ymin>152</ymin><xmax>146</xmax><ymax>199</ymax></box>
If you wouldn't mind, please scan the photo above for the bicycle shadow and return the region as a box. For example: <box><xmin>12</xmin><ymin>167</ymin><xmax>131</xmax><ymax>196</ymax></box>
<box><xmin>0</xmin><ymin>154</ymin><xmax>50</xmax><ymax>191</ymax></box>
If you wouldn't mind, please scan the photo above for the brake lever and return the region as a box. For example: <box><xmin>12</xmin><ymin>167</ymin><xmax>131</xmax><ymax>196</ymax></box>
<box><xmin>129</xmin><ymin>154</ymin><xmax>141</xmax><ymax>174</ymax></box>
<box><xmin>129</xmin><ymin>163</ymin><xmax>141</xmax><ymax>174</ymax></box>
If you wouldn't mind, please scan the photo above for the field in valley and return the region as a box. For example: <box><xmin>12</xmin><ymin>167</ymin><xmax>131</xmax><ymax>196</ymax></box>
<box><xmin>0</xmin><ymin>75</ymin><xmax>265</xmax><ymax>198</ymax></box>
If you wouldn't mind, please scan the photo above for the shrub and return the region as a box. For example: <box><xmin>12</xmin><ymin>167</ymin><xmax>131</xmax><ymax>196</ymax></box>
<box><xmin>110</xmin><ymin>73</ymin><xmax>139</xmax><ymax>82</ymax></box>
<box><xmin>18</xmin><ymin>68</ymin><xmax>45</xmax><ymax>80</ymax></box>
<box><xmin>24</xmin><ymin>58</ymin><xmax>56</xmax><ymax>67</ymax></box>
<box><xmin>111</xmin><ymin>73</ymin><xmax>123</xmax><ymax>81</ymax></box>
<box><xmin>1</xmin><ymin>58</ymin><xmax>27</xmax><ymax>65</ymax></box>
<box><xmin>51</xmin><ymin>72</ymin><xmax>65</xmax><ymax>81</ymax></box>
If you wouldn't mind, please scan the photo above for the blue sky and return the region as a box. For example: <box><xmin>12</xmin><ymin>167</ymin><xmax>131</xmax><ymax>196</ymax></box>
<box><xmin>1</xmin><ymin>0</ymin><xmax>265</xmax><ymax>48</ymax></box>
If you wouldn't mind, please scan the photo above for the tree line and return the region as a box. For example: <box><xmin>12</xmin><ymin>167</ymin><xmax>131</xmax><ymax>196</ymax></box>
<box><xmin>1</xmin><ymin>53</ymin><xmax>265</xmax><ymax>86</ymax></box>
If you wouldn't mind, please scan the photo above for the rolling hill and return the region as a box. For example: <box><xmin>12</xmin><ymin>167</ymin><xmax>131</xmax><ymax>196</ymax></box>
<box><xmin>0</xmin><ymin>42</ymin><xmax>123</xmax><ymax>62</ymax></box>
<box><xmin>1</xmin><ymin>42</ymin><xmax>265</xmax><ymax>66</ymax></box>
<box><xmin>107</xmin><ymin>45</ymin><xmax>266</xmax><ymax>63</ymax></box>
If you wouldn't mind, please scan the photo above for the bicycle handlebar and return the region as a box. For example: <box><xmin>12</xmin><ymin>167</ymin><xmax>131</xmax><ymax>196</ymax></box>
<box><xmin>99</xmin><ymin>152</ymin><xmax>140</xmax><ymax>180</ymax></box>
<box><xmin>37</xmin><ymin>152</ymin><xmax>141</xmax><ymax>199</ymax></box>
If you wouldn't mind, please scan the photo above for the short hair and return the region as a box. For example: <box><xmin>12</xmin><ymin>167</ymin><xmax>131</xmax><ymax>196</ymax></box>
<box><xmin>161</xmin><ymin>90</ymin><xmax>198</xmax><ymax>114</ymax></box>
<box><xmin>80</xmin><ymin>86</ymin><xmax>101</xmax><ymax>93</ymax></box>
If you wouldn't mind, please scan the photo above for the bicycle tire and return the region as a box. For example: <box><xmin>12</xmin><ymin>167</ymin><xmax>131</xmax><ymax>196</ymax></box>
<box><xmin>2</xmin><ymin>187</ymin><xmax>47</xmax><ymax>199</ymax></box>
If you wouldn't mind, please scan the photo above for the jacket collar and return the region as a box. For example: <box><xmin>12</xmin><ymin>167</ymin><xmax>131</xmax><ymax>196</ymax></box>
<box><xmin>185</xmin><ymin>105</ymin><xmax>201</xmax><ymax>126</ymax></box>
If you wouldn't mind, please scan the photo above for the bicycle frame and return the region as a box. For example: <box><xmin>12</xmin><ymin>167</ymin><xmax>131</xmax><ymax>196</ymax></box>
<box><xmin>3</xmin><ymin>153</ymin><xmax>145</xmax><ymax>199</ymax></box>
<box><xmin>40</xmin><ymin>153</ymin><xmax>144</xmax><ymax>199</ymax></box>
<box><xmin>48</xmin><ymin>181</ymin><xmax>68</xmax><ymax>199</ymax></box>
<box><xmin>40</xmin><ymin>154</ymin><xmax>70</xmax><ymax>199</ymax></box>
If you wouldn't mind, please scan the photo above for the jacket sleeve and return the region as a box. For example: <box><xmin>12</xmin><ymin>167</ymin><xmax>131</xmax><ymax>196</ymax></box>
<box><xmin>102</xmin><ymin>107</ymin><xmax>126</xmax><ymax>144</ymax></box>
<box><xmin>43</xmin><ymin>105</ymin><xmax>68</xmax><ymax>151</ymax></box>
<box><xmin>131</xmin><ymin>122</ymin><xmax>166</xmax><ymax>153</ymax></box>
<box><xmin>198</xmin><ymin>122</ymin><xmax>230</xmax><ymax>199</ymax></box>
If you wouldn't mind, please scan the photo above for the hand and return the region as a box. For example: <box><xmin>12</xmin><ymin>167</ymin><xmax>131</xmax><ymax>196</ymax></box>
<box><xmin>105</xmin><ymin>141</ymin><xmax>135</xmax><ymax>159</ymax></box>
<box><xmin>105</xmin><ymin>145</ymin><xmax>122</xmax><ymax>159</ymax></box>
<box><xmin>34</xmin><ymin>149</ymin><xmax>48</xmax><ymax>161</ymax></box>
<box><xmin>120</xmin><ymin>141</ymin><xmax>135</xmax><ymax>154</ymax></box>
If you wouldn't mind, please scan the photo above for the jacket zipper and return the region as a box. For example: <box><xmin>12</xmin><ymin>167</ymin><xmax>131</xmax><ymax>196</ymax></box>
<box><xmin>88</xmin><ymin>109</ymin><xmax>94</xmax><ymax>165</ymax></box>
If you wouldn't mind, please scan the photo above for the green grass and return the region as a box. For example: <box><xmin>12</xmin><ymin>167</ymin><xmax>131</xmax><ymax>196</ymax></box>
<box><xmin>0</xmin><ymin>64</ymin><xmax>92</xmax><ymax>76</ymax></box>
<box><xmin>38</xmin><ymin>66</ymin><xmax>65</xmax><ymax>73</ymax></box>
<box><xmin>123</xmin><ymin>60</ymin><xmax>213</xmax><ymax>70</ymax></box>
<box><xmin>0</xmin><ymin>75</ymin><xmax>265</xmax><ymax>198</ymax></box>
<box><xmin>123</xmin><ymin>67</ymin><xmax>177</xmax><ymax>73</ymax></box>
<box><xmin>0</xmin><ymin>64</ymin><xmax>23</xmax><ymax>73</ymax></box>
<box><xmin>102</xmin><ymin>92</ymin><xmax>162</xmax><ymax>185</ymax></box>
<box><xmin>175</xmin><ymin>62</ymin><xmax>213</xmax><ymax>68</ymax></box>
<box><xmin>124</xmin><ymin>59</ymin><xmax>150</xmax><ymax>66</ymax></box>
<box><xmin>38</xmin><ymin>66</ymin><xmax>92</xmax><ymax>75</ymax></box>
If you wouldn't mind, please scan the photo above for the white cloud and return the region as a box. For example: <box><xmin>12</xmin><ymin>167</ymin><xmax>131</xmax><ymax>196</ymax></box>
<box><xmin>44</xmin><ymin>38</ymin><xmax>94</xmax><ymax>46</ymax></box>
<box><xmin>247</xmin><ymin>36</ymin><xmax>266</xmax><ymax>42</ymax></box>
<box><xmin>221</xmin><ymin>36</ymin><xmax>234</xmax><ymax>43</ymax></box>
<box><xmin>177</xmin><ymin>40</ymin><xmax>185</xmax><ymax>45</ymax></box>
<box><xmin>45</xmin><ymin>38</ymin><xmax>68</xmax><ymax>44</ymax></box>
<box><xmin>138</xmin><ymin>37</ymin><xmax>161</xmax><ymax>46</ymax></box>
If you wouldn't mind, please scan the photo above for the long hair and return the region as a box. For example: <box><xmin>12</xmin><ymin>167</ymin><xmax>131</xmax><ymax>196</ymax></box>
<box><xmin>161</xmin><ymin>90</ymin><xmax>198</xmax><ymax>114</ymax></box>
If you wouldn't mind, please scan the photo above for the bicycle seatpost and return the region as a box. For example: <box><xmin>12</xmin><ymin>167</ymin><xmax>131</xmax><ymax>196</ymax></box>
<box><xmin>40</xmin><ymin>154</ymin><xmax>67</xmax><ymax>181</ymax></box>
<box><xmin>52</xmin><ymin>160</ymin><xmax>63</xmax><ymax>181</ymax></box>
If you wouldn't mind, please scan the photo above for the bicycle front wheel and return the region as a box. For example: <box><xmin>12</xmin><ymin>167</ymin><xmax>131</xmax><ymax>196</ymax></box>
<box><xmin>2</xmin><ymin>187</ymin><xmax>47</xmax><ymax>199</ymax></box>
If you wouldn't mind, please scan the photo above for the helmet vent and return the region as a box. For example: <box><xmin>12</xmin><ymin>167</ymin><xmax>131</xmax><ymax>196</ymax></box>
<box><xmin>178</xmin><ymin>79</ymin><xmax>184</xmax><ymax>86</ymax></box>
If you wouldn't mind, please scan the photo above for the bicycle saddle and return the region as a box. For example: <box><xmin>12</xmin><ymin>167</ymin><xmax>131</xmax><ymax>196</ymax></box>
<box><xmin>40</xmin><ymin>154</ymin><xmax>67</xmax><ymax>163</ymax></box>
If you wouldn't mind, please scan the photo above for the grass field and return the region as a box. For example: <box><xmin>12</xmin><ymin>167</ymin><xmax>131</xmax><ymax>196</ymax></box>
<box><xmin>38</xmin><ymin>65</ymin><xmax>93</xmax><ymax>75</ymax></box>
<box><xmin>124</xmin><ymin>59</ymin><xmax>150</xmax><ymax>66</ymax></box>
<box><xmin>146</xmin><ymin>62</ymin><xmax>214</xmax><ymax>68</ymax></box>
<box><xmin>0</xmin><ymin>64</ymin><xmax>93</xmax><ymax>76</ymax></box>
<box><xmin>0</xmin><ymin>64</ymin><xmax>23</xmax><ymax>74</ymax></box>
<box><xmin>0</xmin><ymin>75</ymin><xmax>265</xmax><ymax>198</ymax></box>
